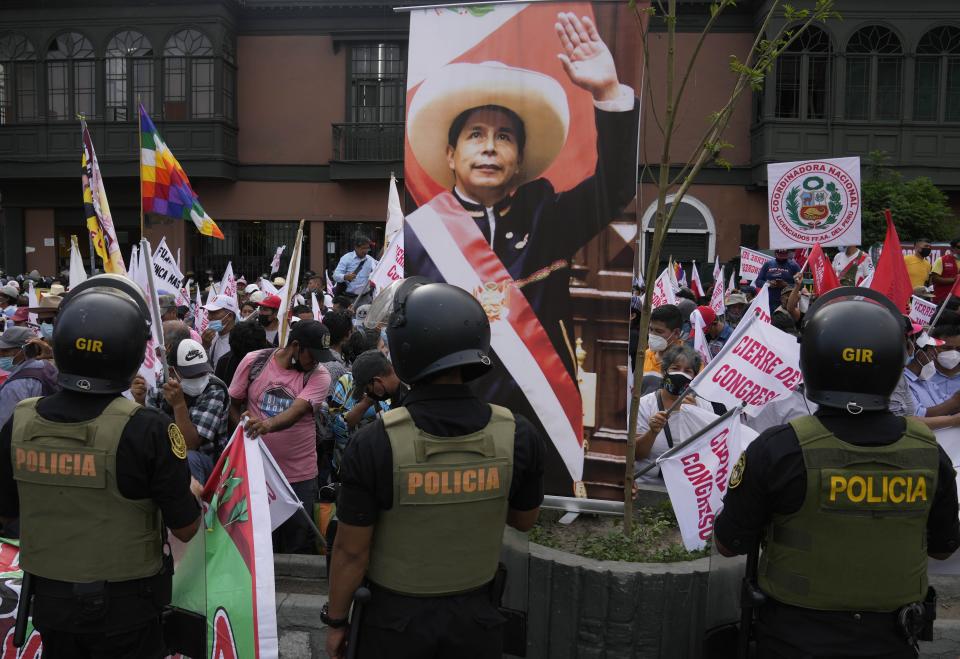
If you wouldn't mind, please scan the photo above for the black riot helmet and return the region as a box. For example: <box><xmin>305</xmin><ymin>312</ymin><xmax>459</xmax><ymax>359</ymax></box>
<box><xmin>54</xmin><ymin>274</ymin><xmax>152</xmax><ymax>393</ymax></box>
<box><xmin>387</xmin><ymin>281</ymin><xmax>492</xmax><ymax>384</ymax></box>
<box><xmin>800</xmin><ymin>287</ymin><xmax>905</xmax><ymax>413</ymax></box>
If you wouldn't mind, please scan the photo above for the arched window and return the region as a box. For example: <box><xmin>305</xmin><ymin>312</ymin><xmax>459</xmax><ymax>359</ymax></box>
<box><xmin>105</xmin><ymin>30</ymin><xmax>153</xmax><ymax>121</ymax></box>
<box><xmin>641</xmin><ymin>195</ymin><xmax>717</xmax><ymax>269</ymax></box>
<box><xmin>775</xmin><ymin>27</ymin><xmax>831</xmax><ymax>119</ymax></box>
<box><xmin>0</xmin><ymin>34</ymin><xmax>37</xmax><ymax>124</ymax></box>
<box><xmin>914</xmin><ymin>26</ymin><xmax>960</xmax><ymax>122</ymax></box>
<box><xmin>46</xmin><ymin>32</ymin><xmax>96</xmax><ymax>120</ymax></box>
<box><xmin>845</xmin><ymin>26</ymin><xmax>903</xmax><ymax>120</ymax></box>
<box><xmin>163</xmin><ymin>29</ymin><xmax>214</xmax><ymax>120</ymax></box>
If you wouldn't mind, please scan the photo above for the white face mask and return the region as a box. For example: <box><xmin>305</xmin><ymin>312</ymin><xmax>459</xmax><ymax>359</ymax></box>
<box><xmin>921</xmin><ymin>360</ymin><xmax>937</xmax><ymax>381</ymax></box>
<box><xmin>648</xmin><ymin>333</ymin><xmax>668</xmax><ymax>353</ymax></box>
<box><xmin>938</xmin><ymin>350</ymin><xmax>960</xmax><ymax>371</ymax></box>
<box><xmin>180</xmin><ymin>374</ymin><xmax>210</xmax><ymax>397</ymax></box>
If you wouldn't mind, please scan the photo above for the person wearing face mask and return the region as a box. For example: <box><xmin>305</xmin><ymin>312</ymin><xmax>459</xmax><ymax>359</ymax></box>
<box><xmin>903</xmin><ymin>330</ymin><xmax>960</xmax><ymax>417</ymax></box>
<box><xmin>228</xmin><ymin>320</ymin><xmax>332</xmax><ymax>553</ymax></box>
<box><xmin>932</xmin><ymin>238</ymin><xmax>960</xmax><ymax>304</ymax></box>
<box><xmin>893</xmin><ymin>324</ymin><xmax>960</xmax><ymax>429</ymax></box>
<box><xmin>201</xmin><ymin>296</ymin><xmax>237</xmax><ymax>367</ymax></box>
<box><xmin>0</xmin><ymin>327</ymin><xmax>59</xmax><ymax>427</ymax></box>
<box><xmin>257</xmin><ymin>294</ymin><xmax>282</xmax><ymax>346</ymax></box>
<box><xmin>640</xmin><ymin>304</ymin><xmax>686</xmax><ymax>395</ymax></box>
<box><xmin>134</xmin><ymin>338</ymin><xmax>230</xmax><ymax>483</ymax></box>
<box><xmin>904</xmin><ymin>239</ymin><xmax>933</xmax><ymax>289</ymax></box>
<box><xmin>28</xmin><ymin>295</ymin><xmax>61</xmax><ymax>342</ymax></box>
<box><xmin>634</xmin><ymin>344</ymin><xmax>714</xmax><ymax>484</ymax></box>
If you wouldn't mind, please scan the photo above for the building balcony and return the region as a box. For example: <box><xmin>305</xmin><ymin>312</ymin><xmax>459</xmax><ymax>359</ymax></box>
<box><xmin>0</xmin><ymin>119</ymin><xmax>238</xmax><ymax>180</ymax></box>
<box><xmin>330</xmin><ymin>121</ymin><xmax>404</xmax><ymax>180</ymax></box>
<box><xmin>750</xmin><ymin>118</ymin><xmax>960</xmax><ymax>189</ymax></box>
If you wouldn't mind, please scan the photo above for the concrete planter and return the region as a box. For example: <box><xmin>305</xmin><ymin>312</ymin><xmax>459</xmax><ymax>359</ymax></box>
<box><xmin>507</xmin><ymin>540</ymin><xmax>743</xmax><ymax>659</ymax></box>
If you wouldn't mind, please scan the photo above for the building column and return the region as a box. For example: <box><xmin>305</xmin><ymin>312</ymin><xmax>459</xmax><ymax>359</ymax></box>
<box><xmin>24</xmin><ymin>209</ymin><xmax>56</xmax><ymax>275</ymax></box>
<box><xmin>309</xmin><ymin>220</ymin><xmax>326</xmax><ymax>275</ymax></box>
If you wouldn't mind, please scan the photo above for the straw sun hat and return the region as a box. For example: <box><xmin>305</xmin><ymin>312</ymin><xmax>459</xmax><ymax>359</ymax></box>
<box><xmin>406</xmin><ymin>61</ymin><xmax>570</xmax><ymax>190</ymax></box>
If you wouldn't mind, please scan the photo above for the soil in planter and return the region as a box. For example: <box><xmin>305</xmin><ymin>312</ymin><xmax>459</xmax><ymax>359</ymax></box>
<box><xmin>529</xmin><ymin>502</ymin><xmax>709</xmax><ymax>563</ymax></box>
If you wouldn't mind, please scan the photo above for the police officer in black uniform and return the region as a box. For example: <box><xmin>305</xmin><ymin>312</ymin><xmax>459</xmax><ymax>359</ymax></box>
<box><xmin>714</xmin><ymin>287</ymin><xmax>960</xmax><ymax>658</ymax></box>
<box><xmin>0</xmin><ymin>274</ymin><xmax>200</xmax><ymax>658</ymax></box>
<box><xmin>323</xmin><ymin>281</ymin><xmax>545</xmax><ymax>659</ymax></box>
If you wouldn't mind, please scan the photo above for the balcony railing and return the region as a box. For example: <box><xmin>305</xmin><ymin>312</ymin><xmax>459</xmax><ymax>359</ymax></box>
<box><xmin>332</xmin><ymin>122</ymin><xmax>404</xmax><ymax>162</ymax></box>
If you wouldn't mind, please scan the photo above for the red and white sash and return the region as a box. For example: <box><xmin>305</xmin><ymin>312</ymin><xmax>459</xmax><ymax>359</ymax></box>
<box><xmin>406</xmin><ymin>192</ymin><xmax>585</xmax><ymax>481</ymax></box>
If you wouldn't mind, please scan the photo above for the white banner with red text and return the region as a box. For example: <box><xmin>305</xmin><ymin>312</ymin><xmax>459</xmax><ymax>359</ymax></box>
<box><xmin>658</xmin><ymin>405</ymin><xmax>757</xmax><ymax>550</ymax></box>
<box><xmin>688</xmin><ymin>313</ymin><xmax>802</xmax><ymax>417</ymax></box>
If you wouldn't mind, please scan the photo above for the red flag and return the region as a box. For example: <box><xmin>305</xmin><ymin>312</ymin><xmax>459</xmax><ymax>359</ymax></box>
<box><xmin>869</xmin><ymin>210</ymin><xmax>913</xmax><ymax>312</ymax></box>
<box><xmin>794</xmin><ymin>248</ymin><xmax>809</xmax><ymax>271</ymax></box>
<box><xmin>808</xmin><ymin>243</ymin><xmax>841</xmax><ymax>295</ymax></box>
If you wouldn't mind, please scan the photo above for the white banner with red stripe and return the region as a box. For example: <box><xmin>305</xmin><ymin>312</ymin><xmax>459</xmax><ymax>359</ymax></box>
<box><xmin>406</xmin><ymin>192</ymin><xmax>584</xmax><ymax>480</ymax></box>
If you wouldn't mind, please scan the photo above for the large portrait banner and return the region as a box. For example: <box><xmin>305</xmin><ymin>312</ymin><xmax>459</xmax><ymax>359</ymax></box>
<box><xmin>403</xmin><ymin>2</ymin><xmax>642</xmax><ymax>488</ymax></box>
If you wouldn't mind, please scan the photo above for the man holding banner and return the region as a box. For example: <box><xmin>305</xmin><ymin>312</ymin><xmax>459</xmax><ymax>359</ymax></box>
<box><xmin>714</xmin><ymin>288</ymin><xmax>959</xmax><ymax>657</ymax></box>
<box><xmin>403</xmin><ymin>5</ymin><xmax>640</xmax><ymax>489</ymax></box>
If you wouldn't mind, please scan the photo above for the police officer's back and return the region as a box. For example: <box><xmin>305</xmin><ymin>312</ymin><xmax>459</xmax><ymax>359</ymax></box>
<box><xmin>714</xmin><ymin>288</ymin><xmax>960</xmax><ymax>658</ymax></box>
<box><xmin>0</xmin><ymin>275</ymin><xmax>200</xmax><ymax>658</ymax></box>
<box><xmin>323</xmin><ymin>282</ymin><xmax>545</xmax><ymax>659</ymax></box>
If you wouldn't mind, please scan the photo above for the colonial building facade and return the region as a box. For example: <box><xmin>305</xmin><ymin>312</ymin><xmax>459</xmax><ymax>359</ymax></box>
<box><xmin>1</xmin><ymin>0</ymin><xmax>958</xmax><ymax>496</ymax></box>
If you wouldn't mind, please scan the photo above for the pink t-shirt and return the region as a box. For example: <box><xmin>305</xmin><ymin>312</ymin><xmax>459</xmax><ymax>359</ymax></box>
<box><xmin>229</xmin><ymin>350</ymin><xmax>331</xmax><ymax>483</ymax></box>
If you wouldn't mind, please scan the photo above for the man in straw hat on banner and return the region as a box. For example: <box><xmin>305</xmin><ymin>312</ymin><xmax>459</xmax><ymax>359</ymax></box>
<box><xmin>404</xmin><ymin>11</ymin><xmax>639</xmax><ymax>491</ymax></box>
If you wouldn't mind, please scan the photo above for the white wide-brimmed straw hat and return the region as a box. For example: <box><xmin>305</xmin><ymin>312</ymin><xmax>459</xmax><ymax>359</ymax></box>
<box><xmin>407</xmin><ymin>61</ymin><xmax>570</xmax><ymax>189</ymax></box>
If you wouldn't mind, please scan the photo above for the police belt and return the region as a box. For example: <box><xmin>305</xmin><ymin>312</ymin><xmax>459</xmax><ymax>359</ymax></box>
<box><xmin>368</xmin><ymin>578</ymin><xmax>492</xmax><ymax>599</ymax></box>
<box><xmin>33</xmin><ymin>571</ymin><xmax>166</xmax><ymax>599</ymax></box>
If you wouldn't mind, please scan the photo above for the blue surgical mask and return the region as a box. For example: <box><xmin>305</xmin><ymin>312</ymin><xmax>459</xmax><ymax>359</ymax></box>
<box><xmin>39</xmin><ymin>322</ymin><xmax>53</xmax><ymax>339</ymax></box>
<box><xmin>0</xmin><ymin>356</ymin><xmax>15</xmax><ymax>371</ymax></box>
<box><xmin>208</xmin><ymin>319</ymin><xmax>224</xmax><ymax>333</ymax></box>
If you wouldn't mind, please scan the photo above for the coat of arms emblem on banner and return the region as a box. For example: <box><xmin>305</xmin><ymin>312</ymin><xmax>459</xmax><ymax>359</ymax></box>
<box><xmin>767</xmin><ymin>157</ymin><xmax>861</xmax><ymax>248</ymax></box>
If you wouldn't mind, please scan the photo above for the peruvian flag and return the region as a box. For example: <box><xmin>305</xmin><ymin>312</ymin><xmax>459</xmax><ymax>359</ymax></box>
<box><xmin>869</xmin><ymin>210</ymin><xmax>914</xmax><ymax>312</ymax></box>
<box><xmin>808</xmin><ymin>243</ymin><xmax>841</xmax><ymax>295</ymax></box>
<box><xmin>690</xmin><ymin>308</ymin><xmax>711</xmax><ymax>364</ymax></box>
<box><xmin>690</xmin><ymin>260</ymin><xmax>705</xmax><ymax>298</ymax></box>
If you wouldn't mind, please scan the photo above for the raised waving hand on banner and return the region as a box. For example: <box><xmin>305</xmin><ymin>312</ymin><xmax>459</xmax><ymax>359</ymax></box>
<box><xmin>554</xmin><ymin>12</ymin><xmax>620</xmax><ymax>102</ymax></box>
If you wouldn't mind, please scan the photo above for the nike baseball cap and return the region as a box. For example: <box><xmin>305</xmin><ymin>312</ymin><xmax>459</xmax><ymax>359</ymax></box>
<box><xmin>174</xmin><ymin>338</ymin><xmax>213</xmax><ymax>378</ymax></box>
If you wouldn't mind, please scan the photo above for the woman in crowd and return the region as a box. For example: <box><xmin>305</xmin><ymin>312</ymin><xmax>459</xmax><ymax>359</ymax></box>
<box><xmin>634</xmin><ymin>344</ymin><xmax>715</xmax><ymax>485</ymax></box>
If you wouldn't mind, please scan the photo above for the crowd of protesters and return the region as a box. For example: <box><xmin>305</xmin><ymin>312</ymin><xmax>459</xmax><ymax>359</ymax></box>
<box><xmin>628</xmin><ymin>241</ymin><xmax>960</xmax><ymax>483</ymax></box>
<box><xmin>0</xmin><ymin>247</ymin><xmax>401</xmax><ymax>556</ymax></box>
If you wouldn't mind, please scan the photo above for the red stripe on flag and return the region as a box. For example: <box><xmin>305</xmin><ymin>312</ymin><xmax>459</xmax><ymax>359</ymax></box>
<box><xmin>430</xmin><ymin>192</ymin><xmax>583</xmax><ymax>445</ymax></box>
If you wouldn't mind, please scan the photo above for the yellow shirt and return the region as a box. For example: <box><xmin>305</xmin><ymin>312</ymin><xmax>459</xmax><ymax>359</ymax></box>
<box><xmin>905</xmin><ymin>254</ymin><xmax>932</xmax><ymax>288</ymax></box>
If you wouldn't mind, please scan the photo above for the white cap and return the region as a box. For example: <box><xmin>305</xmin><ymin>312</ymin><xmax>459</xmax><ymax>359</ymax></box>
<box><xmin>917</xmin><ymin>332</ymin><xmax>945</xmax><ymax>348</ymax></box>
<box><xmin>204</xmin><ymin>295</ymin><xmax>237</xmax><ymax>313</ymax></box>
<box><xmin>248</xmin><ymin>291</ymin><xmax>266</xmax><ymax>304</ymax></box>
<box><xmin>273</xmin><ymin>276</ymin><xmax>286</xmax><ymax>287</ymax></box>
<box><xmin>244</xmin><ymin>283</ymin><xmax>260</xmax><ymax>295</ymax></box>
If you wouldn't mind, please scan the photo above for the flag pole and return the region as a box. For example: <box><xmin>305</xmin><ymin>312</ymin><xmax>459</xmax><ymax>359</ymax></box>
<box><xmin>278</xmin><ymin>219</ymin><xmax>306</xmax><ymax>348</ymax></box>
<box><xmin>633</xmin><ymin>403</ymin><xmax>745</xmax><ymax>479</ymax></box>
<box><xmin>138</xmin><ymin>98</ymin><xmax>144</xmax><ymax>240</ymax></box>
